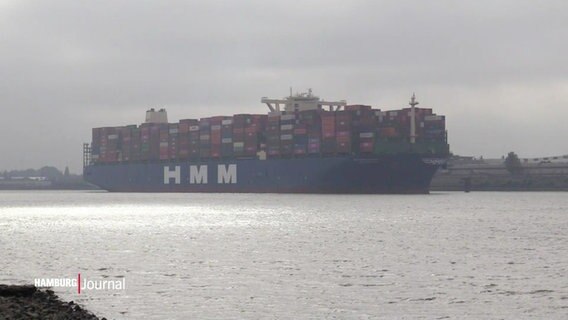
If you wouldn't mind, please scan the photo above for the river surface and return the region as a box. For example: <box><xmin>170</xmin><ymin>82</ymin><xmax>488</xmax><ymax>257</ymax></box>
<box><xmin>0</xmin><ymin>191</ymin><xmax>567</xmax><ymax>319</ymax></box>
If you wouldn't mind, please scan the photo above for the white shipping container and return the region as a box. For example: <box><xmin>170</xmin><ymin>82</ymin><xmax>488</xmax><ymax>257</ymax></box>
<box><xmin>108</xmin><ymin>134</ymin><xmax>118</xmax><ymax>140</ymax></box>
<box><xmin>281</xmin><ymin>114</ymin><xmax>295</xmax><ymax>121</ymax></box>
<box><xmin>280</xmin><ymin>124</ymin><xmax>294</xmax><ymax>130</ymax></box>
<box><xmin>160</xmin><ymin>142</ymin><xmax>168</xmax><ymax>147</ymax></box>
<box><xmin>280</xmin><ymin>134</ymin><xmax>293</xmax><ymax>140</ymax></box>
<box><xmin>169</xmin><ymin>128</ymin><xmax>178</xmax><ymax>134</ymax></box>
<box><xmin>211</xmin><ymin>125</ymin><xmax>221</xmax><ymax>130</ymax></box>
<box><xmin>189</xmin><ymin>125</ymin><xmax>200</xmax><ymax>131</ymax></box>
<box><xmin>222</xmin><ymin>119</ymin><xmax>233</xmax><ymax>125</ymax></box>
<box><xmin>222</xmin><ymin>138</ymin><xmax>233</xmax><ymax>143</ymax></box>
<box><xmin>359</xmin><ymin>132</ymin><xmax>374</xmax><ymax>138</ymax></box>
<box><xmin>425</xmin><ymin>115</ymin><xmax>444</xmax><ymax>121</ymax></box>
<box><xmin>233</xmin><ymin>142</ymin><xmax>244</xmax><ymax>148</ymax></box>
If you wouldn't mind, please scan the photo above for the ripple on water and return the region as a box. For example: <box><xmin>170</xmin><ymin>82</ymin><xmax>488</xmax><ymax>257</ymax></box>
<box><xmin>0</xmin><ymin>191</ymin><xmax>567</xmax><ymax>319</ymax></box>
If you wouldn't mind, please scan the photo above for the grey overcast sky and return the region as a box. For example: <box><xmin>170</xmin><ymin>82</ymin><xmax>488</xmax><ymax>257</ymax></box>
<box><xmin>1</xmin><ymin>0</ymin><xmax>567</xmax><ymax>172</ymax></box>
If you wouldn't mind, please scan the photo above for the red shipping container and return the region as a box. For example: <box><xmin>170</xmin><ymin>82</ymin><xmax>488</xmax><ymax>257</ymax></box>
<box><xmin>345</xmin><ymin>105</ymin><xmax>372</xmax><ymax>112</ymax></box>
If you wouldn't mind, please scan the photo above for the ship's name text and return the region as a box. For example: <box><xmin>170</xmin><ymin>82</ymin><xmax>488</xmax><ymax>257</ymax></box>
<box><xmin>163</xmin><ymin>164</ymin><xmax>237</xmax><ymax>184</ymax></box>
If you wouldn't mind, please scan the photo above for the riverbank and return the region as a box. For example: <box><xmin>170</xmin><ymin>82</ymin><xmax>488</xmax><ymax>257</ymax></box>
<box><xmin>0</xmin><ymin>285</ymin><xmax>102</xmax><ymax>319</ymax></box>
<box><xmin>431</xmin><ymin>160</ymin><xmax>568</xmax><ymax>192</ymax></box>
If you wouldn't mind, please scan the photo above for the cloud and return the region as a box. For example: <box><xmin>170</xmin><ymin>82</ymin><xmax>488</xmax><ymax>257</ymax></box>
<box><xmin>0</xmin><ymin>0</ymin><xmax>567</xmax><ymax>172</ymax></box>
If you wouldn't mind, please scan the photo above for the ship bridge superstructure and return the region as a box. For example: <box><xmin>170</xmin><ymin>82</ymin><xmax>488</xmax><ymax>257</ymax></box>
<box><xmin>261</xmin><ymin>89</ymin><xmax>347</xmax><ymax>114</ymax></box>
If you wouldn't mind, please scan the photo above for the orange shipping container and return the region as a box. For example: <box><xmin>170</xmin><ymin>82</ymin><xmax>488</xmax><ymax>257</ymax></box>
<box><xmin>380</xmin><ymin>127</ymin><xmax>397</xmax><ymax>137</ymax></box>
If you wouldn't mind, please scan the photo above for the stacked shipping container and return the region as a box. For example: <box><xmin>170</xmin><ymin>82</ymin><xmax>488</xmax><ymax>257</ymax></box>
<box><xmin>266</xmin><ymin>114</ymin><xmax>280</xmax><ymax>156</ymax></box>
<box><xmin>91</xmin><ymin>106</ymin><xmax>447</xmax><ymax>163</ymax></box>
<box><xmin>321</xmin><ymin>112</ymin><xmax>335</xmax><ymax>154</ymax></box>
<box><xmin>300</xmin><ymin>110</ymin><xmax>321</xmax><ymax>155</ymax></box>
<box><xmin>346</xmin><ymin>105</ymin><xmax>376</xmax><ymax>154</ymax></box>
<box><xmin>221</xmin><ymin>118</ymin><xmax>233</xmax><ymax>157</ymax></box>
<box><xmin>199</xmin><ymin>118</ymin><xmax>211</xmax><ymax>158</ymax></box>
<box><xmin>247</xmin><ymin>115</ymin><xmax>266</xmax><ymax>156</ymax></box>
<box><xmin>279</xmin><ymin>114</ymin><xmax>295</xmax><ymax>156</ymax></box>
<box><xmin>335</xmin><ymin>110</ymin><xmax>352</xmax><ymax>153</ymax></box>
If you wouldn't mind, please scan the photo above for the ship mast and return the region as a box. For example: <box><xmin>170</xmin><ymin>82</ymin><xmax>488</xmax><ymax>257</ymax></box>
<box><xmin>409</xmin><ymin>93</ymin><xmax>418</xmax><ymax>144</ymax></box>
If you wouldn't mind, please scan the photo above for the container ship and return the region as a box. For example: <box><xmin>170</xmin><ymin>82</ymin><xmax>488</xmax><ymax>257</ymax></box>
<box><xmin>83</xmin><ymin>90</ymin><xmax>449</xmax><ymax>193</ymax></box>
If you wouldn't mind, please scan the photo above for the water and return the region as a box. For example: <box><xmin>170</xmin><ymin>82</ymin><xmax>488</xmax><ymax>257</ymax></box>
<box><xmin>0</xmin><ymin>191</ymin><xmax>567</xmax><ymax>319</ymax></box>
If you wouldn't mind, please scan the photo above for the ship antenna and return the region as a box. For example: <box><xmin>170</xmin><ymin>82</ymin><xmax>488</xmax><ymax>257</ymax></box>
<box><xmin>409</xmin><ymin>93</ymin><xmax>419</xmax><ymax>144</ymax></box>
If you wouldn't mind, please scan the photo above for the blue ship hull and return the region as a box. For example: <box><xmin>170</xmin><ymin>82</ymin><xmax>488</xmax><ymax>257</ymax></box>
<box><xmin>84</xmin><ymin>154</ymin><xmax>444</xmax><ymax>194</ymax></box>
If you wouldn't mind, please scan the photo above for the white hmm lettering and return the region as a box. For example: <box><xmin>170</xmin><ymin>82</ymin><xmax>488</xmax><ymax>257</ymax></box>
<box><xmin>190</xmin><ymin>165</ymin><xmax>208</xmax><ymax>184</ymax></box>
<box><xmin>163</xmin><ymin>166</ymin><xmax>181</xmax><ymax>184</ymax></box>
<box><xmin>218</xmin><ymin>164</ymin><xmax>237</xmax><ymax>184</ymax></box>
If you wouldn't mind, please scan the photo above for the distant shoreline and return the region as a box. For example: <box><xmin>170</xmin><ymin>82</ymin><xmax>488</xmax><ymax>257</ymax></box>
<box><xmin>0</xmin><ymin>186</ymin><xmax>100</xmax><ymax>191</ymax></box>
<box><xmin>431</xmin><ymin>163</ymin><xmax>568</xmax><ymax>192</ymax></box>
<box><xmin>431</xmin><ymin>186</ymin><xmax>568</xmax><ymax>192</ymax></box>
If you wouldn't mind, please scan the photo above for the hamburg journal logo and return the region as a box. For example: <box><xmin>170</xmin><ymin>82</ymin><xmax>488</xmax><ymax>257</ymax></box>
<box><xmin>34</xmin><ymin>273</ymin><xmax>126</xmax><ymax>294</ymax></box>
